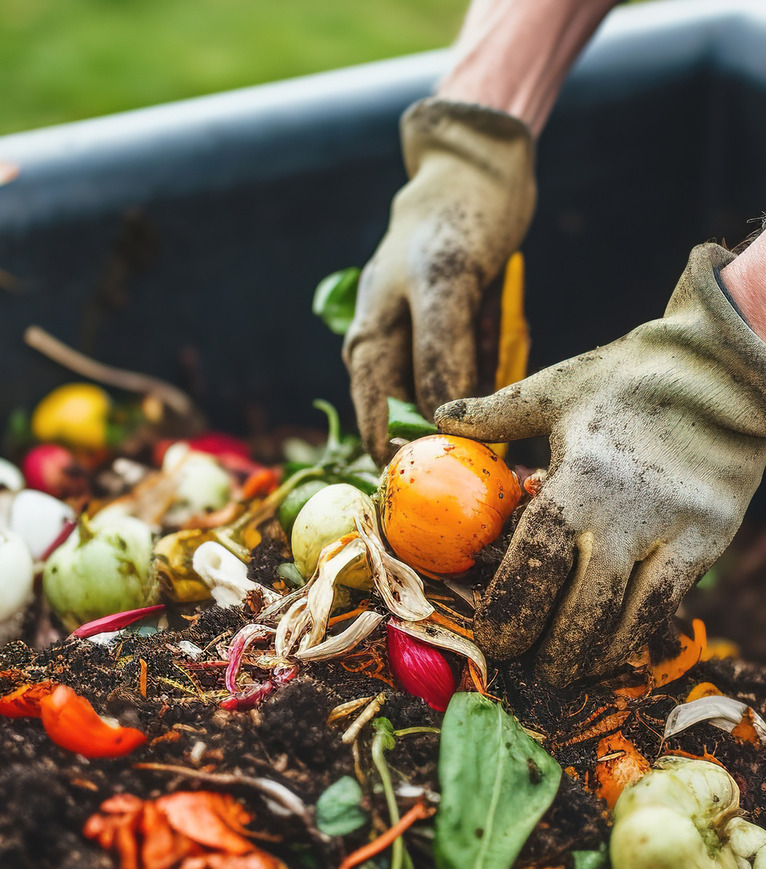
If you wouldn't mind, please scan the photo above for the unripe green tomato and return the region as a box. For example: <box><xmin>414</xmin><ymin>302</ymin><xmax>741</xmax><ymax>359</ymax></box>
<box><xmin>278</xmin><ymin>479</ymin><xmax>329</xmax><ymax>536</ymax></box>
<box><xmin>43</xmin><ymin>513</ymin><xmax>158</xmax><ymax>631</ymax></box>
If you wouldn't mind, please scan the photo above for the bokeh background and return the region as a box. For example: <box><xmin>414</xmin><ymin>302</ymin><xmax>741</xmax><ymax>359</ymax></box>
<box><xmin>1</xmin><ymin>0</ymin><xmax>469</xmax><ymax>135</ymax></box>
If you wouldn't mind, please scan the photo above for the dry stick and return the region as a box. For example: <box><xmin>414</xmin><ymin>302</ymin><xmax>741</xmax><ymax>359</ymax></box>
<box><xmin>24</xmin><ymin>325</ymin><xmax>195</xmax><ymax>417</ymax></box>
<box><xmin>338</xmin><ymin>802</ymin><xmax>434</xmax><ymax>869</ymax></box>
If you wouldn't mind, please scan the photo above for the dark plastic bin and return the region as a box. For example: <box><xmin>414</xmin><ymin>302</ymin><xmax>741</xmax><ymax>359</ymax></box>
<box><xmin>0</xmin><ymin>0</ymin><xmax>765</xmax><ymax>440</ymax></box>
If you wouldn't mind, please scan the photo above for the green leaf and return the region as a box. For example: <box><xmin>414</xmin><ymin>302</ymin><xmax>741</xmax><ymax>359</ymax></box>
<box><xmin>315</xmin><ymin>776</ymin><xmax>368</xmax><ymax>837</ymax></box>
<box><xmin>572</xmin><ymin>844</ymin><xmax>610</xmax><ymax>869</ymax></box>
<box><xmin>313</xmin><ymin>268</ymin><xmax>360</xmax><ymax>335</ymax></box>
<box><xmin>387</xmin><ymin>397</ymin><xmax>438</xmax><ymax>440</ymax></box>
<box><xmin>371</xmin><ymin>716</ymin><xmax>396</xmax><ymax>751</ymax></box>
<box><xmin>434</xmin><ymin>693</ymin><xmax>561</xmax><ymax>869</ymax></box>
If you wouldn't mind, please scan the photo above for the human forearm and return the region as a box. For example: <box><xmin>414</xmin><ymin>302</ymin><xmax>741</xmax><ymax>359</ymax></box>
<box><xmin>439</xmin><ymin>0</ymin><xmax>619</xmax><ymax>137</ymax></box>
<box><xmin>721</xmin><ymin>230</ymin><xmax>766</xmax><ymax>342</ymax></box>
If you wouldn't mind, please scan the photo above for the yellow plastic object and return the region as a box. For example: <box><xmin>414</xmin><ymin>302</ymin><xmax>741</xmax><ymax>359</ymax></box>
<box><xmin>491</xmin><ymin>252</ymin><xmax>529</xmax><ymax>457</ymax></box>
<box><xmin>31</xmin><ymin>382</ymin><xmax>111</xmax><ymax>450</ymax></box>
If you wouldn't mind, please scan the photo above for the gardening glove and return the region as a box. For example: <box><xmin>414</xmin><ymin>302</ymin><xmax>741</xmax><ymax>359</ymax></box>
<box><xmin>435</xmin><ymin>243</ymin><xmax>766</xmax><ymax>686</ymax></box>
<box><xmin>343</xmin><ymin>97</ymin><xmax>536</xmax><ymax>464</ymax></box>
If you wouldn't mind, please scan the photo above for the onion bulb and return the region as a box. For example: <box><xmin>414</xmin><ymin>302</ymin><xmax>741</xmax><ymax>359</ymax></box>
<box><xmin>43</xmin><ymin>512</ymin><xmax>158</xmax><ymax>630</ymax></box>
<box><xmin>380</xmin><ymin>435</ymin><xmax>521</xmax><ymax>576</ymax></box>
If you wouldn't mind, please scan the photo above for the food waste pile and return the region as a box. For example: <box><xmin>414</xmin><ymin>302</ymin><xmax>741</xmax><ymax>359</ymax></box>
<box><xmin>2</xmin><ymin>383</ymin><xmax>766</xmax><ymax>869</ymax></box>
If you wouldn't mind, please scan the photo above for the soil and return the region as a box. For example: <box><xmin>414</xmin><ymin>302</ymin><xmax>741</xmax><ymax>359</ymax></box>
<box><xmin>2</xmin><ymin>507</ymin><xmax>766</xmax><ymax>869</ymax></box>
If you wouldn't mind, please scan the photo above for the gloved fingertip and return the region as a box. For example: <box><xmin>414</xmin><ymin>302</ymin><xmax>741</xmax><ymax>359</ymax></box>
<box><xmin>433</xmin><ymin>399</ymin><xmax>468</xmax><ymax>426</ymax></box>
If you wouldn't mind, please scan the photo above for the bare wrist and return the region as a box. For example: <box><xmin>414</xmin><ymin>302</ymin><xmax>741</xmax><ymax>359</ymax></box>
<box><xmin>720</xmin><ymin>231</ymin><xmax>766</xmax><ymax>342</ymax></box>
<box><xmin>438</xmin><ymin>0</ymin><xmax>618</xmax><ymax>137</ymax></box>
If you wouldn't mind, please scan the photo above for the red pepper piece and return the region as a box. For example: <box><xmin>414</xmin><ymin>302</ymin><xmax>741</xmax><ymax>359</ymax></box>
<box><xmin>0</xmin><ymin>681</ymin><xmax>58</xmax><ymax>718</ymax></box>
<box><xmin>39</xmin><ymin>685</ymin><xmax>146</xmax><ymax>757</ymax></box>
<box><xmin>241</xmin><ymin>467</ymin><xmax>281</xmax><ymax>499</ymax></box>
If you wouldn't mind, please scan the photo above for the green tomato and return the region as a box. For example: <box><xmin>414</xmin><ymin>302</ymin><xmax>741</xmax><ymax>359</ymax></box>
<box><xmin>278</xmin><ymin>479</ymin><xmax>330</xmax><ymax>537</ymax></box>
<box><xmin>43</xmin><ymin>513</ymin><xmax>158</xmax><ymax>631</ymax></box>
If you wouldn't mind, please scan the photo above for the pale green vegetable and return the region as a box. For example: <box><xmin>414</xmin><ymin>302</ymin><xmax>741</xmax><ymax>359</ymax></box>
<box><xmin>43</xmin><ymin>512</ymin><xmax>158</xmax><ymax>630</ymax></box>
<box><xmin>290</xmin><ymin>483</ymin><xmax>374</xmax><ymax>584</ymax></box>
<box><xmin>611</xmin><ymin>756</ymin><xmax>766</xmax><ymax>869</ymax></box>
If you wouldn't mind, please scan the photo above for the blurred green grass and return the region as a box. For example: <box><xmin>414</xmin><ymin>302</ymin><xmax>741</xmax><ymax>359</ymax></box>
<box><xmin>1</xmin><ymin>0</ymin><xmax>467</xmax><ymax>136</ymax></box>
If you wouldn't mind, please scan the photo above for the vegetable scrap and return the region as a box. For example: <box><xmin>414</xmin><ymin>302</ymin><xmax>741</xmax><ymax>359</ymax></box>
<box><xmin>2</xmin><ymin>377</ymin><xmax>766</xmax><ymax>868</ymax></box>
<box><xmin>84</xmin><ymin>791</ymin><xmax>287</xmax><ymax>869</ymax></box>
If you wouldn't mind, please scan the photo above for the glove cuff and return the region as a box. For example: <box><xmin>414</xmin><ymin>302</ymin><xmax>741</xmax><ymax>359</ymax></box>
<box><xmin>400</xmin><ymin>97</ymin><xmax>535</xmax><ymax>186</ymax></box>
<box><xmin>666</xmin><ymin>243</ymin><xmax>766</xmax><ymax>433</ymax></box>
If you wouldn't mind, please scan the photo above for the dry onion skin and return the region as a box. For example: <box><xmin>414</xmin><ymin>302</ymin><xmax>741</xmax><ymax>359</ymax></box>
<box><xmin>380</xmin><ymin>434</ymin><xmax>521</xmax><ymax>576</ymax></box>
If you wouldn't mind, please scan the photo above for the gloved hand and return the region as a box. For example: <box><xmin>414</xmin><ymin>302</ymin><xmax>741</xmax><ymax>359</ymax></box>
<box><xmin>343</xmin><ymin>97</ymin><xmax>536</xmax><ymax>463</ymax></box>
<box><xmin>435</xmin><ymin>244</ymin><xmax>766</xmax><ymax>685</ymax></box>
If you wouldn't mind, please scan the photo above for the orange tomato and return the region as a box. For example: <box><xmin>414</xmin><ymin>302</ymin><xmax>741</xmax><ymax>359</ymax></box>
<box><xmin>380</xmin><ymin>434</ymin><xmax>521</xmax><ymax>576</ymax></box>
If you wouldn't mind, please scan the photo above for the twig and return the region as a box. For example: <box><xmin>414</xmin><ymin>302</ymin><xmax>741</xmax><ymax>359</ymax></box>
<box><xmin>338</xmin><ymin>802</ymin><xmax>433</xmax><ymax>869</ymax></box>
<box><xmin>24</xmin><ymin>325</ymin><xmax>196</xmax><ymax>417</ymax></box>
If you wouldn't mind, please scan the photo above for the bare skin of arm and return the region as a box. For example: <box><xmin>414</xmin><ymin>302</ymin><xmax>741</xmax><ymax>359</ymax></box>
<box><xmin>440</xmin><ymin>0</ymin><xmax>620</xmax><ymax>136</ymax></box>
<box><xmin>722</xmin><ymin>231</ymin><xmax>766</xmax><ymax>340</ymax></box>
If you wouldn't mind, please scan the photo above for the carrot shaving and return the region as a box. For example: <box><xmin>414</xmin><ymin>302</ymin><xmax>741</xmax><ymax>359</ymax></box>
<box><xmin>139</xmin><ymin>659</ymin><xmax>148</xmax><ymax>699</ymax></box>
<box><xmin>685</xmin><ymin>682</ymin><xmax>722</xmax><ymax>703</ymax></box>
<box><xmin>328</xmin><ymin>604</ymin><xmax>371</xmax><ymax>628</ymax></box>
<box><xmin>652</xmin><ymin>619</ymin><xmax>707</xmax><ymax>687</ymax></box>
<box><xmin>427</xmin><ymin>610</ymin><xmax>474</xmax><ymax>640</ymax></box>
<box><xmin>338</xmin><ymin>802</ymin><xmax>433</xmax><ymax>869</ymax></box>
<box><xmin>732</xmin><ymin>708</ymin><xmax>762</xmax><ymax>746</ymax></box>
<box><xmin>665</xmin><ymin>748</ymin><xmax>725</xmax><ymax>768</ymax></box>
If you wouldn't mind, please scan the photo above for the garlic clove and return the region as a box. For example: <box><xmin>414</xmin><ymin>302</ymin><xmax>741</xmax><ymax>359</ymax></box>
<box><xmin>0</xmin><ymin>529</ymin><xmax>35</xmax><ymax>624</ymax></box>
<box><xmin>10</xmin><ymin>489</ymin><xmax>75</xmax><ymax>561</ymax></box>
<box><xmin>0</xmin><ymin>458</ymin><xmax>24</xmax><ymax>493</ymax></box>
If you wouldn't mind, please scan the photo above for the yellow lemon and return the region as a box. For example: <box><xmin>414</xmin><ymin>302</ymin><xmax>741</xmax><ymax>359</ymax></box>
<box><xmin>31</xmin><ymin>383</ymin><xmax>111</xmax><ymax>450</ymax></box>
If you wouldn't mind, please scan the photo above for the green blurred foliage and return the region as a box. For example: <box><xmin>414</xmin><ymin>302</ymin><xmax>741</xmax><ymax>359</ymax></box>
<box><xmin>0</xmin><ymin>0</ymin><xmax>467</xmax><ymax>135</ymax></box>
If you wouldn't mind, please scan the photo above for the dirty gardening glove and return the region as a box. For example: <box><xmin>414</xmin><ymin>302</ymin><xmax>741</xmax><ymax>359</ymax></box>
<box><xmin>436</xmin><ymin>244</ymin><xmax>766</xmax><ymax>685</ymax></box>
<box><xmin>343</xmin><ymin>97</ymin><xmax>536</xmax><ymax>463</ymax></box>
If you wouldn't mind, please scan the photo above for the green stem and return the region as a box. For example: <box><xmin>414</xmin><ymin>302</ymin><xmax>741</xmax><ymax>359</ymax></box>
<box><xmin>372</xmin><ymin>733</ymin><xmax>412</xmax><ymax>869</ymax></box>
<box><xmin>313</xmin><ymin>398</ymin><xmax>341</xmax><ymax>452</ymax></box>
<box><xmin>393</xmin><ymin>726</ymin><xmax>441</xmax><ymax>738</ymax></box>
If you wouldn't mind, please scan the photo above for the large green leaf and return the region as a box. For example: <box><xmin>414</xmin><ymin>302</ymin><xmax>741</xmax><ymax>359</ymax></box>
<box><xmin>434</xmin><ymin>693</ymin><xmax>561</xmax><ymax>869</ymax></box>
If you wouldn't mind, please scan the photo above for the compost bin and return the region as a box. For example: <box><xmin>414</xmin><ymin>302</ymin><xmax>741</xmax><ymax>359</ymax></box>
<box><xmin>2</xmin><ymin>3</ymin><xmax>766</xmax><ymax>868</ymax></box>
